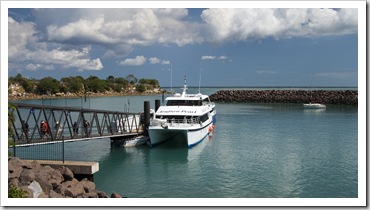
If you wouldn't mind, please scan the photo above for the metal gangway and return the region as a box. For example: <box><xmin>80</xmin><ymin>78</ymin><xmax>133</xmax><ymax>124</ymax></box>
<box><xmin>9</xmin><ymin>103</ymin><xmax>145</xmax><ymax>146</ymax></box>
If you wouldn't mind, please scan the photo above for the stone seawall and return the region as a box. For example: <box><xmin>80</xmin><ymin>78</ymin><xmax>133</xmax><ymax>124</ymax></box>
<box><xmin>209</xmin><ymin>90</ymin><xmax>357</xmax><ymax>105</ymax></box>
<box><xmin>8</xmin><ymin>157</ymin><xmax>124</xmax><ymax>198</ymax></box>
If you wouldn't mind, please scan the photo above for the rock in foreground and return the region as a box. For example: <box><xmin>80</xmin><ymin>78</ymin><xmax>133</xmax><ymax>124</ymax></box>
<box><xmin>8</xmin><ymin>157</ymin><xmax>123</xmax><ymax>198</ymax></box>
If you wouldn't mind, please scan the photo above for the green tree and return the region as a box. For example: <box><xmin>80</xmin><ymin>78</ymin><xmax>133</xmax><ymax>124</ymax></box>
<box><xmin>61</xmin><ymin>76</ymin><xmax>84</xmax><ymax>93</ymax></box>
<box><xmin>36</xmin><ymin>77</ymin><xmax>61</xmax><ymax>94</ymax></box>
<box><xmin>85</xmin><ymin>76</ymin><xmax>107</xmax><ymax>93</ymax></box>
<box><xmin>136</xmin><ymin>84</ymin><xmax>146</xmax><ymax>93</ymax></box>
<box><xmin>126</xmin><ymin>74</ymin><xmax>137</xmax><ymax>85</ymax></box>
<box><xmin>9</xmin><ymin>74</ymin><xmax>34</xmax><ymax>93</ymax></box>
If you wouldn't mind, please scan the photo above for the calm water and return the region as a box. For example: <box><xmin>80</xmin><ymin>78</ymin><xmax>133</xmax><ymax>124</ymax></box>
<box><xmin>10</xmin><ymin>87</ymin><xmax>358</xmax><ymax>198</ymax></box>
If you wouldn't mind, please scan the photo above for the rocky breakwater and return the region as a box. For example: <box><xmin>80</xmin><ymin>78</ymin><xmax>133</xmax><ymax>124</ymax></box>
<box><xmin>8</xmin><ymin>157</ymin><xmax>123</xmax><ymax>198</ymax></box>
<box><xmin>210</xmin><ymin>90</ymin><xmax>357</xmax><ymax>105</ymax></box>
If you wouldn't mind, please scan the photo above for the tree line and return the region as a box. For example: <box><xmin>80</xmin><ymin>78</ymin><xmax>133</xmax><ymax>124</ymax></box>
<box><xmin>9</xmin><ymin>74</ymin><xmax>160</xmax><ymax>95</ymax></box>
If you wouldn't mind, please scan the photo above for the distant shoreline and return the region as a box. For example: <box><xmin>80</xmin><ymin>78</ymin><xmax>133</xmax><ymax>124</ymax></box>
<box><xmin>162</xmin><ymin>86</ymin><xmax>358</xmax><ymax>89</ymax></box>
<box><xmin>8</xmin><ymin>91</ymin><xmax>165</xmax><ymax>101</ymax></box>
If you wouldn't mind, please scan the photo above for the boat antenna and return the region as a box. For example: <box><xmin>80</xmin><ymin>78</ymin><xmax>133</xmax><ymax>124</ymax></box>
<box><xmin>181</xmin><ymin>76</ymin><xmax>187</xmax><ymax>96</ymax></box>
<box><xmin>170</xmin><ymin>64</ymin><xmax>173</xmax><ymax>93</ymax></box>
<box><xmin>198</xmin><ymin>63</ymin><xmax>202</xmax><ymax>94</ymax></box>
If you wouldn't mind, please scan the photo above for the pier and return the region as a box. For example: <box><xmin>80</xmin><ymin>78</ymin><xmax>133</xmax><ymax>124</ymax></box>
<box><xmin>9</xmin><ymin>103</ymin><xmax>145</xmax><ymax>146</ymax></box>
<box><xmin>8</xmin><ymin>101</ymin><xmax>157</xmax><ymax>162</ymax></box>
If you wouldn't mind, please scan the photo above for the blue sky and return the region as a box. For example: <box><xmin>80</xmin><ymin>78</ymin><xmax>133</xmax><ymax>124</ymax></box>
<box><xmin>6</xmin><ymin>4</ymin><xmax>360</xmax><ymax>87</ymax></box>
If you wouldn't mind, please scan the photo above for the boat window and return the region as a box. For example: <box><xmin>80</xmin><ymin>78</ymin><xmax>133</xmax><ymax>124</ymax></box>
<box><xmin>200</xmin><ymin>113</ymin><xmax>209</xmax><ymax>123</ymax></box>
<box><xmin>202</xmin><ymin>97</ymin><xmax>211</xmax><ymax>104</ymax></box>
<box><xmin>166</xmin><ymin>100</ymin><xmax>202</xmax><ymax>106</ymax></box>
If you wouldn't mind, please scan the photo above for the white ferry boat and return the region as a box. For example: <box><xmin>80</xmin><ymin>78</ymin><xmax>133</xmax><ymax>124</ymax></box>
<box><xmin>149</xmin><ymin>78</ymin><xmax>216</xmax><ymax>147</ymax></box>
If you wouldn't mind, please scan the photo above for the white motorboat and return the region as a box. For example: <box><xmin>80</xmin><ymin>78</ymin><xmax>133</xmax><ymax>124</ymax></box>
<box><xmin>123</xmin><ymin>135</ymin><xmax>150</xmax><ymax>147</ymax></box>
<box><xmin>149</xmin><ymin>77</ymin><xmax>216</xmax><ymax>147</ymax></box>
<box><xmin>303</xmin><ymin>74</ymin><xmax>326</xmax><ymax>109</ymax></box>
<box><xmin>303</xmin><ymin>102</ymin><xmax>326</xmax><ymax>109</ymax></box>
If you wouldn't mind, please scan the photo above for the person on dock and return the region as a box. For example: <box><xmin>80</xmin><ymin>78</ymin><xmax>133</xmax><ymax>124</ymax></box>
<box><xmin>73</xmin><ymin>121</ymin><xmax>78</xmax><ymax>136</ymax></box>
<box><xmin>21</xmin><ymin>120</ymin><xmax>29</xmax><ymax>139</ymax></box>
<box><xmin>54</xmin><ymin>121</ymin><xmax>63</xmax><ymax>139</ymax></box>
<box><xmin>84</xmin><ymin>120</ymin><xmax>90</xmax><ymax>137</ymax></box>
<box><xmin>40</xmin><ymin>120</ymin><xmax>50</xmax><ymax>139</ymax></box>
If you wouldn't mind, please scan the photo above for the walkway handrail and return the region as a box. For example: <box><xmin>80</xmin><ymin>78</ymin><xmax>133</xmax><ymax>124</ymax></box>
<box><xmin>9</xmin><ymin>103</ymin><xmax>144</xmax><ymax>146</ymax></box>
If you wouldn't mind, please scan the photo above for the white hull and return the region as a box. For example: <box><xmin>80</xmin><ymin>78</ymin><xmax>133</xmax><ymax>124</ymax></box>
<box><xmin>148</xmin><ymin>120</ymin><xmax>214</xmax><ymax>147</ymax></box>
<box><xmin>123</xmin><ymin>136</ymin><xmax>149</xmax><ymax>147</ymax></box>
<box><xmin>303</xmin><ymin>103</ymin><xmax>326</xmax><ymax>109</ymax></box>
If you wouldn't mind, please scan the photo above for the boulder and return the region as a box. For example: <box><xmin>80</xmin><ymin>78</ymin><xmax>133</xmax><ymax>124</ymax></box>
<box><xmin>65</xmin><ymin>182</ymin><xmax>85</xmax><ymax>198</ymax></box>
<box><xmin>111</xmin><ymin>193</ymin><xmax>122</xmax><ymax>198</ymax></box>
<box><xmin>8</xmin><ymin>158</ymin><xmax>125</xmax><ymax>198</ymax></box>
<box><xmin>19</xmin><ymin>169</ymin><xmax>36</xmax><ymax>185</ymax></box>
<box><xmin>57</xmin><ymin>166</ymin><xmax>74</xmax><ymax>181</ymax></box>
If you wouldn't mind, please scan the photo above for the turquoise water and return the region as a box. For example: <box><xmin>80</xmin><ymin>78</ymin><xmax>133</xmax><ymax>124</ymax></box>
<box><xmin>10</xmin><ymin>87</ymin><xmax>358</xmax><ymax>198</ymax></box>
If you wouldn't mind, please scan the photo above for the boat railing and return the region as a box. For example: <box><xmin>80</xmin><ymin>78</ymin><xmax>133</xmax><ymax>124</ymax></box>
<box><xmin>150</xmin><ymin>117</ymin><xmax>201</xmax><ymax>126</ymax></box>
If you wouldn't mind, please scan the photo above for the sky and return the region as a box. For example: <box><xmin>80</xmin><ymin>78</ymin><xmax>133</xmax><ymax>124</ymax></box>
<box><xmin>5</xmin><ymin>2</ymin><xmax>362</xmax><ymax>87</ymax></box>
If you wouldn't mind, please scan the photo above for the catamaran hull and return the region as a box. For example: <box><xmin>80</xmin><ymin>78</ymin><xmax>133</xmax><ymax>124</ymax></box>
<box><xmin>149</xmin><ymin>121</ymin><xmax>214</xmax><ymax>147</ymax></box>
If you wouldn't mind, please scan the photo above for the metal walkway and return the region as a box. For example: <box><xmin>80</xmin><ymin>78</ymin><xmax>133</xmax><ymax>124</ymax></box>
<box><xmin>10</xmin><ymin>103</ymin><xmax>145</xmax><ymax>146</ymax></box>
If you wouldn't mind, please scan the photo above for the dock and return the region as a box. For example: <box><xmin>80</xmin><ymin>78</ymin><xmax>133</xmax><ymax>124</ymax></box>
<box><xmin>23</xmin><ymin>160</ymin><xmax>99</xmax><ymax>181</ymax></box>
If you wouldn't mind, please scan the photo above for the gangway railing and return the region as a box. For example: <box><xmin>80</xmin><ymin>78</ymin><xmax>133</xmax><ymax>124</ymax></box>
<box><xmin>9</xmin><ymin>103</ymin><xmax>144</xmax><ymax>146</ymax></box>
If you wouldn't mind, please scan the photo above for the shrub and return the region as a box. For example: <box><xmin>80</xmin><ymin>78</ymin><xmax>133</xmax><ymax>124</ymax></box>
<box><xmin>8</xmin><ymin>186</ymin><xmax>27</xmax><ymax>198</ymax></box>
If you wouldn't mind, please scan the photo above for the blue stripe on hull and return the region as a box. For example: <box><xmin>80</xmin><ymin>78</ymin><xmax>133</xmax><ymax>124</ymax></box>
<box><xmin>187</xmin><ymin>118</ymin><xmax>216</xmax><ymax>148</ymax></box>
<box><xmin>188</xmin><ymin>132</ymin><xmax>209</xmax><ymax>148</ymax></box>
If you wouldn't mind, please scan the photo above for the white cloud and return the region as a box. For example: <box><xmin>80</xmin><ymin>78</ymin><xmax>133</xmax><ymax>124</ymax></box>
<box><xmin>37</xmin><ymin>8</ymin><xmax>199</xmax><ymax>48</ymax></box>
<box><xmin>8</xmin><ymin>17</ymin><xmax>104</xmax><ymax>72</ymax></box>
<box><xmin>201</xmin><ymin>55</ymin><xmax>230</xmax><ymax>61</ymax></box>
<box><xmin>119</xmin><ymin>55</ymin><xmax>146</xmax><ymax>66</ymax></box>
<box><xmin>149</xmin><ymin>57</ymin><xmax>170</xmax><ymax>65</ymax></box>
<box><xmin>201</xmin><ymin>55</ymin><xmax>216</xmax><ymax>60</ymax></box>
<box><xmin>149</xmin><ymin>57</ymin><xmax>161</xmax><ymax>64</ymax></box>
<box><xmin>200</xmin><ymin>8</ymin><xmax>358</xmax><ymax>42</ymax></box>
<box><xmin>8</xmin><ymin>8</ymin><xmax>358</xmax><ymax>73</ymax></box>
<box><xmin>161</xmin><ymin>60</ymin><xmax>171</xmax><ymax>65</ymax></box>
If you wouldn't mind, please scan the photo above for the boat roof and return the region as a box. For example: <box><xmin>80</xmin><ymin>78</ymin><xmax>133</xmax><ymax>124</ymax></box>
<box><xmin>166</xmin><ymin>93</ymin><xmax>209</xmax><ymax>101</ymax></box>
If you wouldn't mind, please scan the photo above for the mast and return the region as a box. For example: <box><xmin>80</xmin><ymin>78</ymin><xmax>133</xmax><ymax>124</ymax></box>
<box><xmin>170</xmin><ymin>64</ymin><xmax>173</xmax><ymax>93</ymax></box>
<box><xmin>181</xmin><ymin>76</ymin><xmax>188</xmax><ymax>97</ymax></box>
<box><xmin>198</xmin><ymin>64</ymin><xmax>202</xmax><ymax>94</ymax></box>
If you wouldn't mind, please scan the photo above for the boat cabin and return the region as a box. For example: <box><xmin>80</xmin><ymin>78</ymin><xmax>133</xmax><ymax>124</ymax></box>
<box><xmin>166</xmin><ymin>94</ymin><xmax>212</xmax><ymax>107</ymax></box>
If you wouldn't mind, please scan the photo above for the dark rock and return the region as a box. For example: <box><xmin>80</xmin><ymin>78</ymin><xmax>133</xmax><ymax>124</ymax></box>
<box><xmin>35</xmin><ymin>176</ymin><xmax>53</xmax><ymax>193</ymax></box>
<box><xmin>97</xmin><ymin>191</ymin><xmax>108</xmax><ymax>198</ymax></box>
<box><xmin>49</xmin><ymin>190</ymin><xmax>65</xmax><ymax>198</ymax></box>
<box><xmin>19</xmin><ymin>169</ymin><xmax>36</xmax><ymax>185</ymax></box>
<box><xmin>8</xmin><ymin>178</ymin><xmax>20</xmax><ymax>188</ymax></box>
<box><xmin>80</xmin><ymin>178</ymin><xmax>96</xmax><ymax>193</ymax></box>
<box><xmin>38</xmin><ymin>192</ymin><xmax>49</xmax><ymax>198</ymax></box>
<box><xmin>111</xmin><ymin>193</ymin><xmax>122</xmax><ymax>198</ymax></box>
<box><xmin>57</xmin><ymin>166</ymin><xmax>74</xmax><ymax>181</ymax></box>
<box><xmin>34</xmin><ymin>166</ymin><xmax>64</xmax><ymax>189</ymax></box>
<box><xmin>8</xmin><ymin>167</ymin><xmax>23</xmax><ymax>181</ymax></box>
<box><xmin>54</xmin><ymin>184</ymin><xmax>67</xmax><ymax>196</ymax></box>
<box><xmin>82</xmin><ymin>192</ymin><xmax>99</xmax><ymax>198</ymax></box>
<box><xmin>8</xmin><ymin>158</ymin><xmax>123</xmax><ymax>198</ymax></box>
<box><xmin>65</xmin><ymin>182</ymin><xmax>85</xmax><ymax>198</ymax></box>
<box><xmin>209</xmin><ymin>90</ymin><xmax>358</xmax><ymax>105</ymax></box>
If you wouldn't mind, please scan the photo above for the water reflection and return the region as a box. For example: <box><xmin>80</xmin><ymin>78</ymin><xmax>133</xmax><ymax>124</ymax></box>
<box><xmin>303</xmin><ymin>109</ymin><xmax>326</xmax><ymax>115</ymax></box>
<box><xmin>187</xmin><ymin>135</ymin><xmax>211</xmax><ymax>161</ymax></box>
